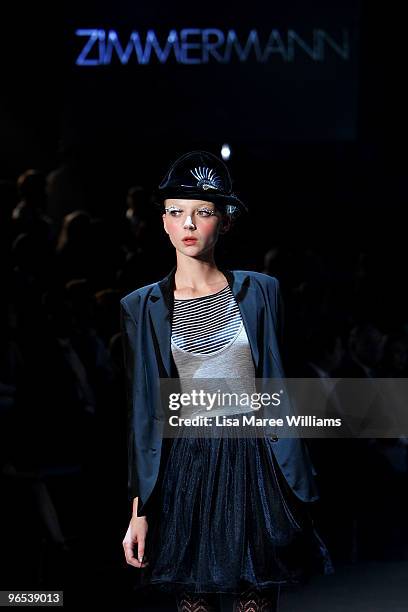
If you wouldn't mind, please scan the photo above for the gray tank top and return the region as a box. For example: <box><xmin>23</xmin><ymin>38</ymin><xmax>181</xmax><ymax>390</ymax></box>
<box><xmin>171</xmin><ymin>284</ymin><xmax>257</xmax><ymax>418</ymax></box>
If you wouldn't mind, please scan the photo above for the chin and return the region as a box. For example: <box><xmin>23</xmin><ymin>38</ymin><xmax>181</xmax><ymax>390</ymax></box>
<box><xmin>184</xmin><ymin>249</ymin><xmax>203</xmax><ymax>257</ymax></box>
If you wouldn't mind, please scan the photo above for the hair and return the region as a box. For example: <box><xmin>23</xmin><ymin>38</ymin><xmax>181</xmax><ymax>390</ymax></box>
<box><xmin>56</xmin><ymin>209</ymin><xmax>92</xmax><ymax>251</ymax></box>
<box><xmin>17</xmin><ymin>169</ymin><xmax>46</xmax><ymax>201</ymax></box>
<box><xmin>127</xmin><ymin>185</ymin><xmax>151</xmax><ymax>213</ymax></box>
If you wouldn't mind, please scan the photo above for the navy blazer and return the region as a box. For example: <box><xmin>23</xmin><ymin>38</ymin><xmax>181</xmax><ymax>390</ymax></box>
<box><xmin>120</xmin><ymin>266</ymin><xmax>319</xmax><ymax>514</ymax></box>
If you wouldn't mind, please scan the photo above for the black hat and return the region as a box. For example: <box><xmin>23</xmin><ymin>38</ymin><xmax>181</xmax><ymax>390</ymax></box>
<box><xmin>155</xmin><ymin>150</ymin><xmax>247</xmax><ymax>214</ymax></box>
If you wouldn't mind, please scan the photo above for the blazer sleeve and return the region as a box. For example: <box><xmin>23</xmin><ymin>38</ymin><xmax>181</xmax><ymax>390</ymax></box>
<box><xmin>120</xmin><ymin>297</ymin><xmax>161</xmax><ymax>518</ymax></box>
<box><xmin>119</xmin><ymin>299</ymin><xmax>141</xmax><ymax>509</ymax></box>
<box><xmin>278</xmin><ymin>279</ymin><xmax>319</xmax><ymax>478</ymax></box>
<box><xmin>274</xmin><ymin>277</ymin><xmax>285</xmax><ymax>361</ymax></box>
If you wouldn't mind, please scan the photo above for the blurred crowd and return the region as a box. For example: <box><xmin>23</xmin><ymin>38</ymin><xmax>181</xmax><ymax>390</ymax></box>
<box><xmin>1</xmin><ymin>162</ymin><xmax>408</xmax><ymax>591</ymax></box>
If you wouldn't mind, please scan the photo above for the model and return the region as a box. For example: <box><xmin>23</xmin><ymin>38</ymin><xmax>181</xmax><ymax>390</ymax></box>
<box><xmin>121</xmin><ymin>151</ymin><xmax>333</xmax><ymax>612</ymax></box>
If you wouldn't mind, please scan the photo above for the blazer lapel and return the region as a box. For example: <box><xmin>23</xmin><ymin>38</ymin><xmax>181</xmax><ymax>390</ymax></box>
<box><xmin>148</xmin><ymin>266</ymin><xmax>260</xmax><ymax>377</ymax></box>
<box><xmin>148</xmin><ymin>265</ymin><xmax>176</xmax><ymax>378</ymax></box>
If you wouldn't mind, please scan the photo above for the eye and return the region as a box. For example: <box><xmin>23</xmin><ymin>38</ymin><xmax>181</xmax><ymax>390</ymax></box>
<box><xmin>197</xmin><ymin>208</ymin><xmax>215</xmax><ymax>217</ymax></box>
<box><xmin>165</xmin><ymin>208</ymin><xmax>182</xmax><ymax>216</ymax></box>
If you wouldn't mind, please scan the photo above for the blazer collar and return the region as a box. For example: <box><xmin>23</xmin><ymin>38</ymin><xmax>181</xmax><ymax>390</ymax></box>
<box><xmin>148</xmin><ymin>265</ymin><xmax>260</xmax><ymax>376</ymax></box>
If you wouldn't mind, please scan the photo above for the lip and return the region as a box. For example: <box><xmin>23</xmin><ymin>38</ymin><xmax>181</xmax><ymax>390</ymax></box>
<box><xmin>182</xmin><ymin>237</ymin><xmax>198</xmax><ymax>244</ymax></box>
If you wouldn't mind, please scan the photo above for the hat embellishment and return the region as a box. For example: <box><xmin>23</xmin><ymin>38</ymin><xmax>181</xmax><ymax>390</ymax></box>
<box><xmin>181</xmin><ymin>166</ymin><xmax>222</xmax><ymax>191</ymax></box>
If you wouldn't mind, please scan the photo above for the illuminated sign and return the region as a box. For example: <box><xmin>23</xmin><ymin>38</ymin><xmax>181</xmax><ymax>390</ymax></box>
<box><xmin>75</xmin><ymin>28</ymin><xmax>351</xmax><ymax>66</ymax></box>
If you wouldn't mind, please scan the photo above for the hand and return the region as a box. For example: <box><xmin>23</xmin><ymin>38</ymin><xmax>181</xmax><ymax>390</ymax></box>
<box><xmin>123</xmin><ymin>515</ymin><xmax>149</xmax><ymax>569</ymax></box>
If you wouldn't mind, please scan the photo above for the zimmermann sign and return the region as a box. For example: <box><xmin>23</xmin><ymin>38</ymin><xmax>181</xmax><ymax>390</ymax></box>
<box><xmin>75</xmin><ymin>28</ymin><xmax>351</xmax><ymax>65</ymax></box>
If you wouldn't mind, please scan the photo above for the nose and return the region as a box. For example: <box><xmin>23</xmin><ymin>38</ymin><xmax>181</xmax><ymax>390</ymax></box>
<box><xmin>183</xmin><ymin>215</ymin><xmax>196</xmax><ymax>229</ymax></box>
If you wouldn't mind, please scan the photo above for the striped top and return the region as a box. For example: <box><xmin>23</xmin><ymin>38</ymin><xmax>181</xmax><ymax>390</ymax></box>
<box><xmin>170</xmin><ymin>284</ymin><xmax>257</xmax><ymax>416</ymax></box>
<box><xmin>171</xmin><ymin>284</ymin><xmax>242</xmax><ymax>355</ymax></box>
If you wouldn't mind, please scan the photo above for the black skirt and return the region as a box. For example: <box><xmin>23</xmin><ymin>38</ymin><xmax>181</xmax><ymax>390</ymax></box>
<box><xmin>136</xmin><ymin>421</ymin><xmax>334</xmax><ymax>595</ymax></box>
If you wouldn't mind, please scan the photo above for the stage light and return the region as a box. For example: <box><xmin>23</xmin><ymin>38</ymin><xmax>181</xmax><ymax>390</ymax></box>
<box><xmin>221</xmin><ymin>144</ymin><xmax>231</xmax><ymax>161</ymax></box>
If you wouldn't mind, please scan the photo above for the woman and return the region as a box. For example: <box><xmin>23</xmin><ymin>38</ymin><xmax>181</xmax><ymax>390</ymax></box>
<box><xmin>121</xmin><ymin>151</ymin><xmax>333</xmax><ymax>612</ymax></box>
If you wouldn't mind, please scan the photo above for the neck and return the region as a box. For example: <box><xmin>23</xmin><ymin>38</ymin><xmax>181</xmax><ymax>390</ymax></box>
<box><xmin>174</xmin><ymin>253</ymin><xmax>225</xmax><ymax>290</ymax></box>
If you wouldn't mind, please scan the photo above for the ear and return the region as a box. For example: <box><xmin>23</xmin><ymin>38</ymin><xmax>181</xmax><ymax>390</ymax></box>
<box><xmin>162</xmin><ymin>212</ymin><xmax>169</xmax><ymax>235</ymax></box>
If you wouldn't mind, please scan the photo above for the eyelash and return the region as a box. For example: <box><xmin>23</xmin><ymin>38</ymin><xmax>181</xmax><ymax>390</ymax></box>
<box><xmin>165</xmin><ymin>208</ymin><xmax>215</xmax><ymax>217</ymax></box>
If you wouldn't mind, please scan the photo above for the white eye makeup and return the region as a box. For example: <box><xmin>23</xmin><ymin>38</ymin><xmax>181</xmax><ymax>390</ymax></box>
<box><xmin>197</xmin><ymin>208</ymin><xmax>217</xmax><ymax>217</ymax></box>
<box><xmin>164</xmin><ymin>206</ymin><xmax>217</xmax><ymax>217</ymax></box>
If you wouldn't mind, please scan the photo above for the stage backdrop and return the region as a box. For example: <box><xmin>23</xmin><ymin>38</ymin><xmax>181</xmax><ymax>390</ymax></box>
<box><xmin>63</xmin><ymin>0</ymin><xmax>361</xmax><ymax>147</ymax></box>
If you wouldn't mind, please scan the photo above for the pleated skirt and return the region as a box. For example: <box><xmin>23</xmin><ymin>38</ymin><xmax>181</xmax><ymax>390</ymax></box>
<box><xmin>136</xmin><ymin>420</ymin><xmax>333</xmax><ymax>595</ymax></box>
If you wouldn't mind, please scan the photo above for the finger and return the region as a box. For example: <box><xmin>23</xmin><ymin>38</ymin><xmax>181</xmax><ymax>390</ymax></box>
<box><xmin>123</xmin><ymin>541</ymin><xmax>149</xmax><ymax>569</ymax></box>
<box><xmin>123</xmin><ymin>541</ymin><xmax>138</xmax><ymax>566</ymax></box>
<box><xmin>137</xmin><ymin>539</ymin><xmax>146</xmax><ymax>564</ymax></box>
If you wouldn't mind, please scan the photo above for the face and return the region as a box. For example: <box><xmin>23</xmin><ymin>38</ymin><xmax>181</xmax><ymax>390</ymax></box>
<box><xmin>162</xmin><ymin>199</ymin><xmax>230</xmax><ymax>258</ymax></box>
